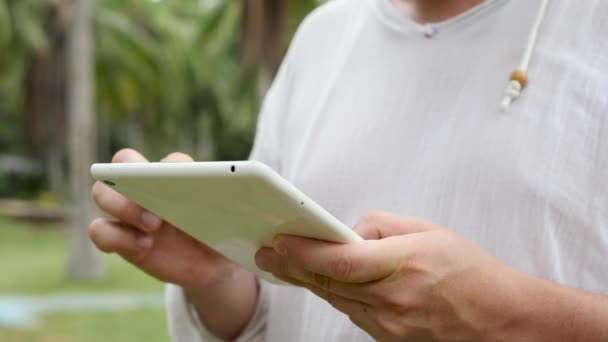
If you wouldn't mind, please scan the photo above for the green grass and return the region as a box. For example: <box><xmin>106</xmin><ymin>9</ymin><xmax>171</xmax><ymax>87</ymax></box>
<box><xmin>0</xmin><ymin>215</ymin><xmax>170</xmax><ymax>341</ymax></box>
<box><xmin>0</xmin><ymin>216</ymin><xmax>164</xmax><ymax>293</ymax></box>
<box><xmin>1</xmin><ymin>309</ymin><xmax>168</xmax><ymax>342</ymax></box>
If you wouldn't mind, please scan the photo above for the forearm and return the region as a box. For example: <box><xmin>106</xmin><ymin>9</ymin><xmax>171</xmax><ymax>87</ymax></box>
<box><xmin>501</xmin><ymin>271</ymin><xmax>608</xmax><ymax>342</ymax></box>
<box><xmin>184</xmin><ymin>265</ymin><xmax>258</xmax><ymax>341</ymax></box>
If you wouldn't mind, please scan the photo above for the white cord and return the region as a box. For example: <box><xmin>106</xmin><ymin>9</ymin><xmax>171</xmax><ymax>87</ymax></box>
<box><xmin>501</xmin><ymin>0</ymin><xmax>549</xmax><ymax>110</ymax></box>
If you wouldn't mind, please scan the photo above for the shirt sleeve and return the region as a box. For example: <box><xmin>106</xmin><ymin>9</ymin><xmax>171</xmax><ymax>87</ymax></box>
<box><xmin>165</xmin><ymin>56</ymin><xmax>292</xmax><ymax>342</ymax></box>
<box><xmin>165</xmin><ymin>279</ymin><xmax>274</xmax><ymax>342</ymax></box>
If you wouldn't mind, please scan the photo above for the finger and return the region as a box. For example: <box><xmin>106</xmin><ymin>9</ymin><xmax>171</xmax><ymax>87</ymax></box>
<box><xmin>274</xmin><ymin>261</ymin><xmax>426</xmax><ymax>342</ymax></box>
<box><xmin>94</xmin><ymin>148</ymin><xmax>162</xmax><ymax>232</ymax></box>
<box><xmin>271</xmin><ymin>235</ymin><xmax>403</xmax><ymax>283</ymax></box>
<box><xmin>112</xmin><ymin>148</ymin><xmax>149</xmax><ymax>163</ymax></box>
<box><xmin>255</xmin><ymin>249</ymin><xmax>374</xmax><ymax>317</ymax></box>
<box><xmin>89</xmin><ymin>218</ymin><xmax>153</xmax><ymax>259</ymax></box>
<box><xmin>256</xmin><ymin>247</ymin><xmax>381</xmax><ymax>304</ymax></box>
<box><xmin>160</xmin><ymin>152</ymin><xmax>193</xmax><ymax>163</ymax></box>
<box><xmin>90</xmin><ymin>217</ymin><xmax>227</xmax><ymax>289</ymax></box>
<box><xmin>303</xmin><ymin>283</ymin><xmax>374</xmax><ymax>326</ymax></box>
<box><xmin>353</xmin><ymin>211</ymin><xmax>437</xmax><ymax>240</ymax></box>
<box><xmin>91</xmin><ymin>181</ymin><xmax>163</xmax><ymax>232</ymax></box>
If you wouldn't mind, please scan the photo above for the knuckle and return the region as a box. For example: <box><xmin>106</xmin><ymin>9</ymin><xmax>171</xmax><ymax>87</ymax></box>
<box><xmin>129</xmin><ymin>247</ymin><xmax>153</xmax><ymax>269</ymax></box>
<box><xmin>379</xmin><ymin>295</ymin><xmax>411</xmax><ymax>315</ymax></box>
<box><xmin>123</xmin><ymin>199</ymin><xmax>142</xmax><ymax>217</ymax></box>
<box><xmin>330</xmin><ymin>252</ymin><xmax>353</xmax><ymax>281</ymax></box>
<box><xmin>115</xmin><ymin>201</ymin><xmax>146</xmax><ymax>229</ymax></box>
<box><xmin>93</xmin><ymin>185</ymin><xmax>142</xmax><ymax>223</ymax></box>
<box><xmin>401</xmin><ymin>254</ymin><xmax>426</xmax><ymax>276</ymax></box>
<box><xmin>355</xmin><ymin>211</ymin><xmax>384</xmax><ymax>237</ymax></box>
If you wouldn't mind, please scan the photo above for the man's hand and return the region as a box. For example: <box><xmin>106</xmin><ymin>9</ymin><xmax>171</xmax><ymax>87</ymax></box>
<box><xmin>255</xmin><ymin>211</ymin><xmax>608</xmax><ymax>341</ymax></box>
<box><xmin>89</xmin><ymin>148</ymin><xmax>257</xmax><ymax>340</ymax></box>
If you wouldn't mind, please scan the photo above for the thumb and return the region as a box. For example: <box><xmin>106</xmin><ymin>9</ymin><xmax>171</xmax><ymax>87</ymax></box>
<box><xmin>161</xmin><ymin>152</ymin><xmax>194</xmax><ymax>163</ymax></box>
<box><xmin>353</xmin><ymin>211</ymin><xmax>437</xmax><ymax>240</ymax></box>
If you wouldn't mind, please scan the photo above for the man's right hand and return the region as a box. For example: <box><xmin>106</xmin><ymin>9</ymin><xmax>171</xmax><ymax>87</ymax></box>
<box><xmin>89</xmin><ymin>148</ymin><xmax>258</xmax><ymax>340</ymax></box>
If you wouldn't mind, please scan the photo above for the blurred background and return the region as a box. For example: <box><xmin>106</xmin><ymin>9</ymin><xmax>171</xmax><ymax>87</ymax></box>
<box><xmin>0</xmin><ymin>0</ymin><xmax>321</xmax><ymax>340</ymax></box>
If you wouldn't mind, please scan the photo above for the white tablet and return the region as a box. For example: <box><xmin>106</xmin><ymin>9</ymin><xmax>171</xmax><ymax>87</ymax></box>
<box><xmin>90</xmin><ymin>161</ymin><xmax>362</xmax><ymax>282</ymax></box>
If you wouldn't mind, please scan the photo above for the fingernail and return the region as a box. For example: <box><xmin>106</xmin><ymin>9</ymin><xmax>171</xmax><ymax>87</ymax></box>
<box><xmin>141</xmin><ymin>211</ymin><xmax>162</xmax><ymax>231</ymax></box>
<box><xmin>136</xmin><ymin>234</ymin><xmax>153</xmax><ymax>249</ymax></box>
<box><xmin>255</xmin><ymin>254</ymin><xmax>271</xmax><ymax>271</ymax></box>
<box><xmin>273</xmin><ymin>236</ymin><xmax>287</xmax><ymax>256</ymax></box>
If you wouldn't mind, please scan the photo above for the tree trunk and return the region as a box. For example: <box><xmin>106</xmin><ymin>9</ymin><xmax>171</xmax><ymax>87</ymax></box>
<box><xmin>23</xmin><ymin>0</ymin><xmax>70</xmax><ymax>202</ymax></box>
<box><xmin>46</xmin><ymin>144</ymin><xmax>64</xmax><ymax>201</ymax></box>
<box><xmin>65</xmin><ymin>0</ymin><xmax>103</xmax><ymax>280</ymax></box>
<box><xmin>240</xmin><ymin>0</ymin><xmax>285</xmax><ymax>96</ymax></box>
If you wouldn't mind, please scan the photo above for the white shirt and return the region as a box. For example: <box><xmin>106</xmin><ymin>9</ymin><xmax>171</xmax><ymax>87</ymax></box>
<box><xmin>166</xmin><ymin>0</ymin><xmax>608</xmax><ymax>340</ymax></box>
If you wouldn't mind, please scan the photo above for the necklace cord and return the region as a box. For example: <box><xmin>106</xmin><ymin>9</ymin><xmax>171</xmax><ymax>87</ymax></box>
<box><xmin>501</xmin><ymin>0</ymin><xmax>549</xmax><ymax>110</ymax></box>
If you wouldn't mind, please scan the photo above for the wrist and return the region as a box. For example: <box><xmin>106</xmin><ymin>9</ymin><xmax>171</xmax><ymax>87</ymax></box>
<box><xmin>451</xmin><ymin>264</ymin><xmax>543</xmax><ymax>342</ymax></box>
<box><xmin>183</xmin><ymin>260</ymin><xmax>251</xmax><ymax>297</ymax></box>
<box><xmin>488</xmin><ymin>269</ymin><xmax>606</xmax><ymax>342</ymax></box>
<box><xmin>180</xmin><ymin>257</ymin><xmax>241</xmax><ymax>291</ymax></box>
<box><xmin>184</xmin><ymin>267</ymin><xmax>258</xmax><ymax>340</ymax></box>
<box><xmin>484</xmin><ymin>268</ymin><xmax>545</xmax><ymax>342</ymax></box>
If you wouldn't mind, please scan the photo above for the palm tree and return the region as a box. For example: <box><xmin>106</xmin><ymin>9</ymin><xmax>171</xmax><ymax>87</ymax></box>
<box><xmin>1</xmin><ymin>0</ymin><xmax>321</xmax><ymax>166</ymax></box>
<box><xmin>0</xmin><ymin>0</ymin><xmax>68</xmax><ymax>198</ymax></box>
<box><xmin>0</xmin><ymin>0</ymin><xmax>322</xmax><ymax>280</ymax></box>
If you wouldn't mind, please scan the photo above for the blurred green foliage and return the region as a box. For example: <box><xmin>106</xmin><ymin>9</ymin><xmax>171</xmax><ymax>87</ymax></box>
<box><xmin>93</xmin><ymin>0</ymin><xmax>261</xmax><ymax>161</ymax></box>
<box><xmin>0</xmin><ymin>170</ymin><xmax>44</xmax><ymax>199</ymax></box>
<box><xmin>0</xmin><ymin>0</ymin><xmax>320</xmax><ymax>197</ymax></box>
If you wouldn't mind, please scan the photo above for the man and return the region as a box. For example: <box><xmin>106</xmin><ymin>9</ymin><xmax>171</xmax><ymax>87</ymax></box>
<box><xmin>89</xmin><ymin>0</ymin><xmax>608</xmax><ymax>340</ymax></box>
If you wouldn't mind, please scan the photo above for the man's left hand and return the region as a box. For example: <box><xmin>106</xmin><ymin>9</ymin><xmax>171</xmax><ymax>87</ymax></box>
<box><xmin>255</xmin><ymin>211</ymin><xmax>527</xmax><ymax>341</ymax></box>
